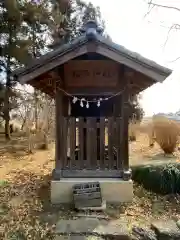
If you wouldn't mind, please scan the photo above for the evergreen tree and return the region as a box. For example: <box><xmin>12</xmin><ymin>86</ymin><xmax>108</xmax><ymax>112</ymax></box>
<box><xmin>49</xmin><ymin>0</ymin><xmax>107</xmax><ymax>48</ymax></box>
<box><xmin>0</xmin><ymin>0</ymin><xmax>32</xmax><ymax>139</ymax></box>
<box><xmin>21</xmin><ymin>0</ymin><xmax>61</xmax><ymax>130</ymax></box>
<box><xmin>0</xmin><ymin>0</ymin><xmax>60</xmax><ymax>138</ymax></box>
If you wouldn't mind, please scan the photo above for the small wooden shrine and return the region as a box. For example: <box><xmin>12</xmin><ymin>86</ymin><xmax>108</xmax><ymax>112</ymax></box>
<box><xmin>13</xmin><ymin>21</ymin><xmax>171</xmax><ymax>183</ymax></box>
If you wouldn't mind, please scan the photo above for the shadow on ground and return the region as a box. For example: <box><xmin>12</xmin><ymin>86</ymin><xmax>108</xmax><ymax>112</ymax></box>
<box><xmin>0</xmin><ymin>134</ymin><xmax>30</xmax><ymax>158</ymax></box>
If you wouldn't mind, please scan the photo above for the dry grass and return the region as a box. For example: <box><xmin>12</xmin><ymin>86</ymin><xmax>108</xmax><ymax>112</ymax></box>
<box><xmin>153</xmin><ymin>117</ymin><xmax>180</xmax><ymax>154</ymax></box>
<box><xmin>0</xmin><ymin>134</ymin><xmax>55</xmax><ymax>239</ymax></box>
<box><xmin>129</xmin><ymin>132</ymin><xmax>180</xmax><ymax>166</ymax></box>
<box><xmin>1</xmin><ymin>143</ymin><xmax>180</xmax><ymax>239</ymax></box>
<box><xmin>132</xmin><ymin>117</ymin><xmax>180</xmax><ymax>155</ymax></box>
<box><xmin>1</xmin><ymin>129</ymin><xmax>180</xmax><ymax>239</ymax></box>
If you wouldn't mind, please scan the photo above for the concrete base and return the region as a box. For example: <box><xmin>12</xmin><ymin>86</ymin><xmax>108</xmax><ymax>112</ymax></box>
<box><xmin>51</xmin><ymin>178</ymin><xmax>133</xmax><ymax>204</ymax></box>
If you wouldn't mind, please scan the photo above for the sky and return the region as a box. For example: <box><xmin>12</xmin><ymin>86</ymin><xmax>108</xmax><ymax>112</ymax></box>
<box><xmin>84</xmin><ymin>0</ymin><xmax>180</xmax><ymax>116</ymax></box>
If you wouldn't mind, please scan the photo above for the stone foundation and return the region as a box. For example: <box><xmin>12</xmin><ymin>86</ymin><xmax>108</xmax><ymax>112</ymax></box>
<box><xmin>51</xmin><ymin>178</ymin><xmax>133</xmax><ymax>204</ymax></box>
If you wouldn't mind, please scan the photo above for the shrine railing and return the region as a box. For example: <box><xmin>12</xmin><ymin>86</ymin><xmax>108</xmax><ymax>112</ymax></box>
<box><xmin>59</xmin><ymin>117</ymin><xmax>123</xmax><ymax>174</ymax></box>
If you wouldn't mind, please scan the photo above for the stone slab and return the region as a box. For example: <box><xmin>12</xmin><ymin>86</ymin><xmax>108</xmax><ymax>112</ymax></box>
<box><xmin>151</xmin><ymin>220</ymin><xmax>180</xmax><ymax>239</ymax></box>
<box><xmin>132</xmin><ymin>226</ymin><xmax>157</xmax><ymax>240</ymax></box>
<box><xmin>56</xmin><ymin>218</ymin><xmax>101</xmax><ymax>235</ymax></box>
<box><xmin>55</xmin><ymin>218</ymin><xmax>130</xmax><ymax>239</ymax></box>
<box><xmin>74</xmin><ymin>199</ymin><xmax>103</xmax><ymax>209</ymax></box>
<box><xmin>76</xmin><ymin>213</ymin><xmax>109</xmax><ymax>220</ymax></box>
<box><xmin>77</xmin><ymin>200</ymin><xmax>106</xmax><ymax>211</ymax></box>
<box><xmin>55</xmin><ymin>236</ymin><xmax>104</xmax><ymax>240</ymax></box>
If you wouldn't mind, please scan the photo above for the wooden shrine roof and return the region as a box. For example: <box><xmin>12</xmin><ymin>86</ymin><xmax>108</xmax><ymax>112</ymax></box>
<box><xmin>12</xmin><ymin>21</ymin><xmax>172</xmax><ymax>96</ymax></box>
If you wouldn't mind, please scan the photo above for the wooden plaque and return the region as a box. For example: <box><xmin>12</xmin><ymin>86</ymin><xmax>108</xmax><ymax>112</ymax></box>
<box><xmin>64</xmin><ymin>60</ymin><xmax>119</xmax><ymax>88</ymax></box>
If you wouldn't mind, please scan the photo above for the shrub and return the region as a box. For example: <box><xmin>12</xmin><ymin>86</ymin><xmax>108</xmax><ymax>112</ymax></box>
<box><xmin>132</xmin><ymin>163</ymin><xmax>180</xmax><ymax>194</ymax></box>
<box><xmin>0</xmin><ymin>180</ymin><xmax>8</xmax><ymax>187</ymax></box>
<box><xmin>153</xmin><ymin>116</ymin><xmax>180</xmax><ymax>154</ymax></box>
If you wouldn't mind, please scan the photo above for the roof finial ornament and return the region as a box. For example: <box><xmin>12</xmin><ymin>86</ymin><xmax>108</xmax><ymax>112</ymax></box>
<box><xmin>80</xmin><ymin>20</ymin><xmax>103</xmax><ymax>40</ymax></box>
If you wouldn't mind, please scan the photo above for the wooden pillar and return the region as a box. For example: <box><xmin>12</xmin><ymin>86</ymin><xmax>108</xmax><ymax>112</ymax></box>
<box><xmin>114</xmin><ymin>95</ymin><xmax>122</xmax><ymax>171</ymax></box>
<box><xmin>121</xmin><ymin>86</ymin><xmax>132</xmax><ymax>180</ymax></box>
<box><xmin>52</xmin><ymin>90</ymin><xmax>64</xmax><ymax>180</ymax></box>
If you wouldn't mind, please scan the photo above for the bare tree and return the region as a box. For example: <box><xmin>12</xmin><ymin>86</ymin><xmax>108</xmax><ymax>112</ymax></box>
<box><xmin>147</xmin><ymin>1</ymin><xmax>180</xmax><ymax>12</ymax></box>
<box><xmin>12</xmin><ymin>85</ymin><xmax>55</xmax><ymax>153</ymax></box>
<box><xmin>146</xmin><ymin>0</ymin><xmax>180</xmax><ymax>61</ymax></box>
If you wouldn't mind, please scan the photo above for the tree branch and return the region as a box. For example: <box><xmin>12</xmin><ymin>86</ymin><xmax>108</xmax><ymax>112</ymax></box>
<box><xmin>148</xmin><ymin>1</ymin><xmax>180</xmax><ymax>12</ymax></box>
<box><xmin>143</xmin><ymin>4</ymin><xmax>155</xmax><ymax>19</ymax></box>
<box><xmin>163</xmin><ymin>23</ymin><xmax>180</xmax><ymax>49</ymax></box>
<box><xmin>167</xmin><ymin>56</ymin><xmax>180</xmax><ymax>63</ymax></box>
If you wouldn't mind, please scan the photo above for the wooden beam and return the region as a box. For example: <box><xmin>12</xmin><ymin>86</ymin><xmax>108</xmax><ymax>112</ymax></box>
<box><xmin>117</xmin><ymin>73</ymin><xmax>132</xmax><ymax>180</ymax></box>
<box><xmin>29</xmin><ymin>72</ymin><xmax>64</xmax><ymax>98</ymax></box>
<box><xmin>66</xmin><ymin>87</ymin><xmax>120</xmax><ymax>96</ymax></box>
<box><xmin>96</xmin><ymin>44</ymin><xmax>166</xmax><ymax>82</ymax></box>
<box><xmin>122</xmin><ymin>87</ymin><xmax>129</xmax><ymax>171</ymax></box>
<box><xmin>122</xmin><ymin>85</ymin><xmax>132</xmax><ymax>180</ymax></box>
<box><xmin>30</xmin><ymin>83</ymin><xmax>54</xmax><ymax>98</ymax></box>
<box><xmin>52</xmin><ymin>89</ymin><xmax>65</xmax><ymax>180</ymax></box>
<box><xmin>125</xmin><ymin>70</ymin><xmax>153</xmax><ymax>87</ymax></box>
<box><xmin>31</xmin><ymin>83</ymin><xmax>55</xmax><ymax>98</ymax></box>
<box><xmin>124</xmin><ymin>69</ymin><xmax>155</xmax><ymax>94</ymax></box>
<box><xmin>60</xmin><ymin>169</ymin><xmax>123</xmax><ymax>178</ymax></box>
<box><xmin>18</xmin><ymin>44</ymin><xmax>90</xmax><ymax>84</ymax></box>
<box><xmin>30</xmin><ymin>71</ymin><xmax>61</xmax><ymax>86</ymax></box>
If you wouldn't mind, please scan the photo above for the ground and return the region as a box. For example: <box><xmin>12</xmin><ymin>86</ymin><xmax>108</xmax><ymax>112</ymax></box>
<box><xmin>130</xmin><ymin>133</ymin><xmax>180</xmax><ymax>166</ymax></box>
<box><xmin>0</xmin><ymin>133</ymin><xmax>180</xmax><ymax>239</ymax></box>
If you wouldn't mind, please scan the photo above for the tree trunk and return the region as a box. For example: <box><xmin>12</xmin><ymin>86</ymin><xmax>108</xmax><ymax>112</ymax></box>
<box><xmin>4</xmin><ymin>22</ymin><xmax>13</xmax><ymax>140</ymax></box>
<box><xmin>34</xmin><ymin>89</ymin><xmax>38</xmax><ymax>130</ymax></box>
<box><xmin>4</xmin><ymin>84</ymin><xmax>11</xmax><ymax>140</ymax></box>
<box><xmin>21</xmin><ymin>117</ymin><xmax>26</xmax><ymax>130</ymax></box>
<box><xmin>4</xmin><ymin>118</ymin><xmax>10</xmax><ymax>140</ymax></box>
<box><xmin>4</xmin><ymin>60</ymin><xmax>11</xmax><ymax>140</ymax></box>
<box><xmin>43</xmin><ymin>131</ymin><xmax>48</xmax><ymax>149</ymax></box>
<box><xmin>32</xmin><ymin>27</ymin><xmax>38</xmax><ymax>131</ymax></box>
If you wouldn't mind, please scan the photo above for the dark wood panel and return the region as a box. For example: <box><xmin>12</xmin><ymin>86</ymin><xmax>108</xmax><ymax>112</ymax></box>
<box><xmin>60</xmin><ymin>116</ymin><xmax>124</xmax><ymax>175</ymax></box>
<box><xmin>61</xmin><ymin>169</ymin><xmax>122</xmax><ymax>178</ymax></box>
<box><xmin>64</xmin><ymin>60</ymin><xmax>119</xmax><ymax>88</ymax></box>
